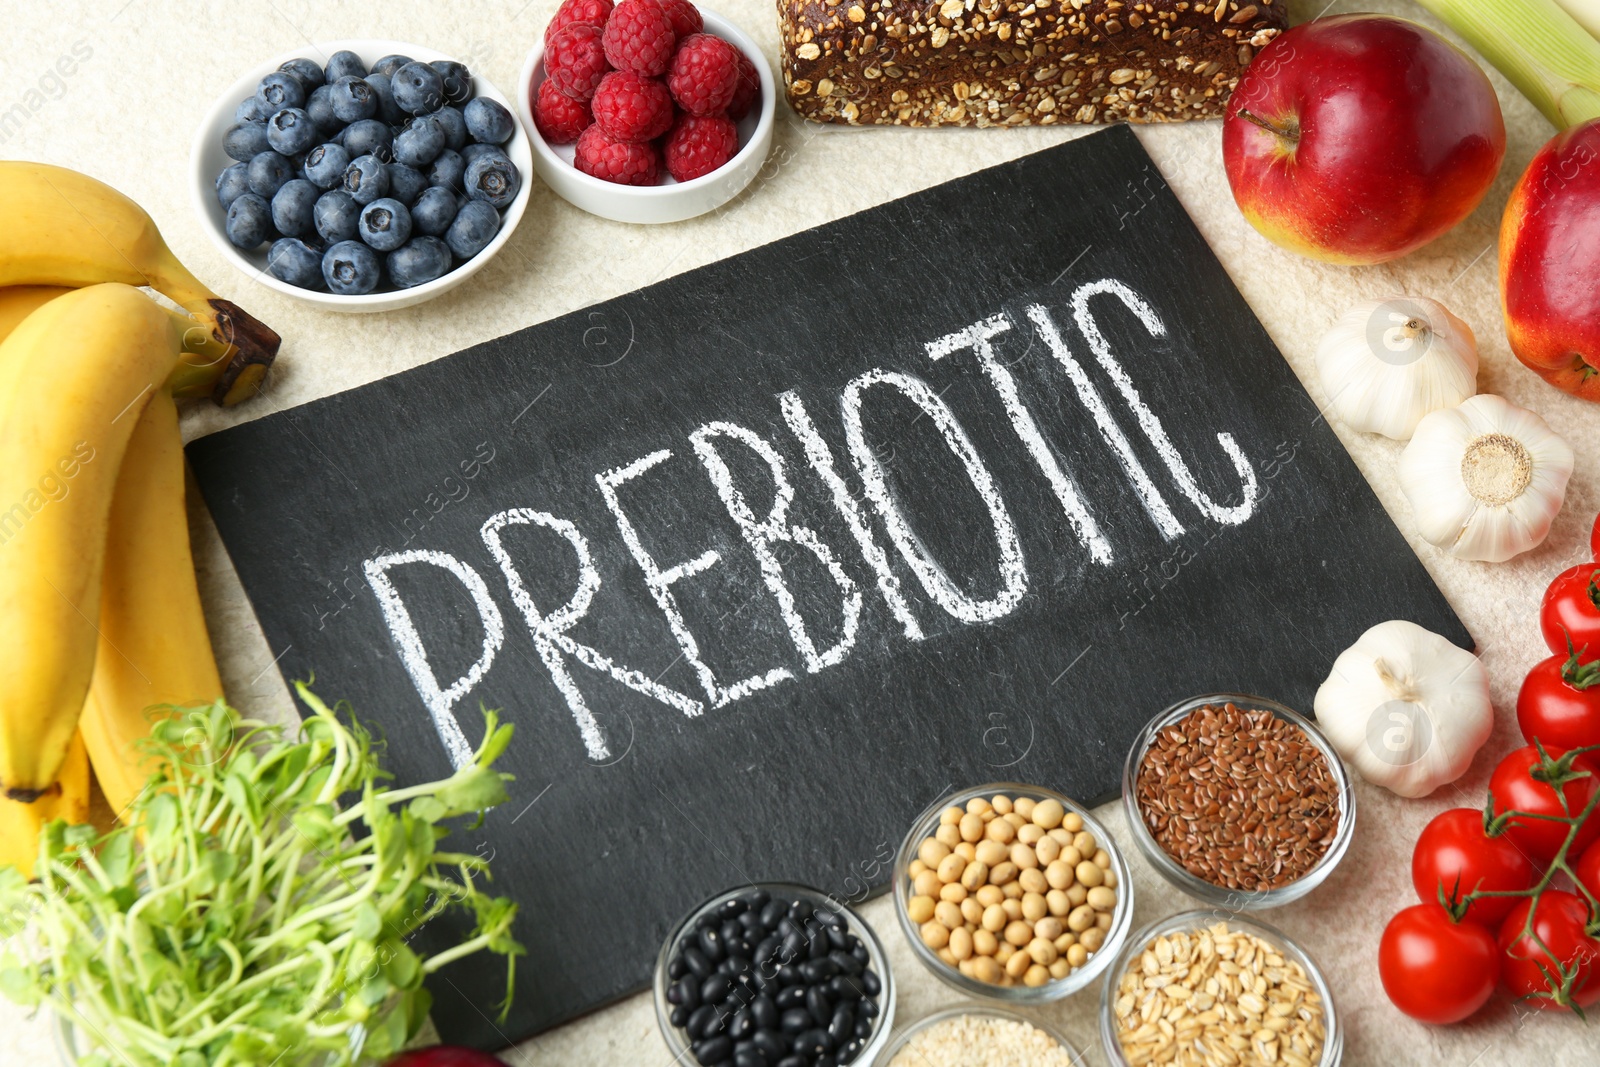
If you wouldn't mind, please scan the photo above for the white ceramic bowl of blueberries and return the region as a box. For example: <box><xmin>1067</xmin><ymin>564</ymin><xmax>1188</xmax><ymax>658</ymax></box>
<box><xmin>192</xmin><ymin>40</ymin><xmax>533</xmax><ymax>312</ymax></box>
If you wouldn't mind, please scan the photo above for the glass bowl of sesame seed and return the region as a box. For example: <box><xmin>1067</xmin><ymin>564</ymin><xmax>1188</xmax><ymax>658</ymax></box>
<box><xmin>1121</xmin><ymin>693</ymin><xmax>1357</xmax><ymax>910</ymax></box>
<box><xmin>893</xmin><ymin>783</ymin><xmax>1135</xmax><ymax>1004</ymax></box>
<box><xmin>1099</xmin><ymin>910</ymin><xmax>1343</xmax><ymax>1067</ymax></box>
<box><xmin>879</xmin><ymin>1005</ymin><xmax>1085</xmax><ymax>1066</ymax></box>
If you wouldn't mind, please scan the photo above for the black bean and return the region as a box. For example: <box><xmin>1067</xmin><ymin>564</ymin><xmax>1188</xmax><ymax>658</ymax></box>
<box><xmin>760</xmin><ymin>900</ymin><xmax>787</xmax><ymax>930</ymax></box>
<box><xmin>733</xmin><ymin>1043</ymin><xmax>769</xmax><ymax>1067</ymax></box>
<box><xmin>825</xmin><ymin>925</ymin><xmax>849</xmax><ymax>951</ymax></box>
<box><xmin>828</xmin><ymin>950</ymin><xmax>862</xmax><ymax>977</ymax></box>
<box><xmin>719</xmin><ymin>898</ymin><xmax>748</xmax><ymax>920</ymax></box>
<box><xmin>817</xmin><ymin>1058</ymin><xmax>837</xmax><ymax>1067</ymax></box>
<box><xmin>827</xmin><ymin>1005</ymin><xmax>854</xmax><ymax>1047</ymax></box>
<box><xmin>827</xmin><ymin>975</ymin><xmax>858</xmax><ymax>1001</ymax></box>
<box><xmin>699</xmin><ymin>924</ymin><xmax>726</xmax><ymax>963</ymax></box>
<box><xmin>670</xmin><ymin>1006</ymin><xmax>688</xmax><ymax>1027</ymax></box>
<box><xmin>805</xmin><ymin>984</ymin><xmax>831</xmax><ymax>1026</ymax></box>
<box><xmin>685</xmin><ymin>947</ymin><xmax>713</xmax><ymax>979</ymax></box>
<box><xmin>838</xmin><ymin>1036</ymin><xmax>864</xmax><ymax>1064</ymax></box>
<box><xmin>776</xmin><ymin>964</ymin><xmax>804</xmax><ymax>988</ymax></box>
<box><xmin>776</xmin><ymin>1057</ymin><xmax>806</xmax><ymax>1067</ymax></box>
<box><xmin>729</xmin><ymin>1007</ymin><xmax>755</xmax><ymax>1041</ymax></box>
<box><xmin>858</xmin><ymin>997</ymin><xmax>879</xmax><ymax>1019</ymax></box>
<box><xmin>669</xmin><ymin>977</ymin><xmax>697</xmax><ymax>1008</ymax></box>
<box><xmin>702</xmin><ymin>973</ymin><xmax>733</xmax><ymax>1004</ymax></box>
<box><xmin>750</xmin><ymin>994</ymin><xmax>778</xmax><ymax>1030</ymax></box>
<box><xmin>722</xmin><ymin>919</ymin><xmax>744</xmax><ymax>946</ymax></box>
<box><xmin>853</xmin><ymin>1016</ymin><xmax>873</xmax><ymax>1038</ymax></box>
<box><xmin>800</xmin><ymin>957</ymin><xmax>838</xmax><ymax>984</ymax></box>
<box><xmin>788</xmin><ymin>899</ymin><xmax>814</xmax><ymax>923</ymax></box>
<box><xmin>692</xmin><ymin>1034</ymin><xmax>732</xmax><ymax>1065</ymax></box>
<box><xmin>792</xmin><ymin>1029</ymin><xmax>832</xmax><ymax>1058</ymax></box>
<box><xmin>670</xmin><ymin>956</ymin><xmax>688</xmax><ymax>979</ymax></box>
<box><xmin>754</xmin><ymin>935</ymin><xmax>781</xmax><ymax>967</ymax></box>
<box><xmin>687</xmin><ymin>1004</ymin><xmax>719</xmax><ymax>1039</ymax></box>
<box><xmin>860</xmin><ymin>969</ymin><xmax>881</xmax><ymax>997</ymax></box>
<box><xmin>776</xmin><ymin>986</ymin><xmax>807</xmax><ymax>1011</ymax></box>
<box><xmin>740</xmin><ymin>910</ymin><xmax>764</xmax><ymax>933</ymax></box>
<box><xmin>814</xmin><ymin>905</ymin><xmax>840</xmax><ymax>927</ymax></box>
<box><xmin>742</xmin><ymin>888</ymin><xmax>771</xmax><ymax>910</ymax></box>
<box><xmin>779</xmin><ymin>930</ymin><xmax>805</xmax><ymax>964</ymax></box>
<box><xmin>752</xmin><ymin>1028</ymin><xmax>788</xmax><ymax>1059</ymax></box>
<box><xmin>850</xmin><ymin>942</ymin><xmax>868</xmax><ymax>964</ymax></box>
<box><xmin>808</xmin><ymin>929</ymin><xmax>831</xmax><ymax>961</ymax></box>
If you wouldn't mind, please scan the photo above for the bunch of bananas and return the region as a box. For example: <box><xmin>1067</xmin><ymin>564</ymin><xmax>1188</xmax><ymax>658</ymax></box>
<box><xmin>0</xmin><ymin>163</ymin><xmax>280</xmax><ymax>876</ymax></box>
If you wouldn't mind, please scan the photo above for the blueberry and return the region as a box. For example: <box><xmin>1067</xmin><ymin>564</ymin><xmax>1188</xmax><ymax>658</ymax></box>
<box><xmin>223</xmin><ymin>121</ymin><xmax>272</xmax><ymax>162</ymax></box>
<box><xmin>305</xmin><ymin>84</ymin><xmax>341</xmax><ymax>135</ymax></box>
<box><xmin>215</xmin><ymin>162</ymin><xmax>250</xmax><ymax>209</ymax></box>
<box><xmin>393</xmin><ymin>115</ymin><xmax>445</xmax><ymax>167</ymax></box>
<box><xmin>246</xmin><ymin>150</ymin><xmax>296</xmax><ymax>198</ymax></box>
<box><xmin>314</xmin><ymin>189</ymin><xmax>361</xmax><ymax>243</ymax></box>
<box><xmin>358</xmin><ymin>197</ymin><xmax>412</xmax><ymax>251</ymax></box>
<box><xmin>321</xmin><ymin>239</ymin><xmax>382</xmax><ymax>295</ymax></box>
<box><xmin>428</xmin><ymin>148</ymin><xmax>466</xmax><ymax>192</ymax></box>
<box><xmin>271</xmin><ymin>178</ymin><xmax>321</xmax><ymax>238</ymax></box>
<box><xmin>342</xmin><ymin>154</ymin><xmax>390</xmax><ymax>205</ymax></box>
<box><xmin>460</xmin><ymin>142</ymin><xmax>510</xmax><ymax>168</ymax></box>
<box><xmin>463</xmin><ymin>154</ymin><xmax>520</xmax><ymax>209</ymax></box>
<box><xmin>430</xmin><ymin>60</ymin><xmax>473</xmax><ymax>105</ymax></box>
<box><xmin>341</xmin><ymin>118</ymin><xmax>393</xmax><ymax>162</ymax></box>
<box><xmin>225</xmin><ymin>193</ymin><xmax>274</xmax><ymax>249</ymax></box>
<box><xmin>236</xmin><ymin>95</ymin><xmax>272</xmax><ymax>122</ymax></box>
<box><xmin>324</xmin><ymin>49</ymin><xmax>367</xmax><ymax>83</ymax></box>
<box><xmin>266</xmin><ymin>108</ymin><xmax>319</xmax><ymax>155</ymax></box>
<box><xmin>444</xmin><ymin>199</ymin><xmax>500</xmax><ymax>259</ymax></box>
<box><xmin>410</xmin><ymin>186</ymin><xmax>460</xmax><ymax>236</ymax></box>
<box><xmin>364</xmin><ymin>73</ymin><xmax>405</xmax><ymax>125</ymax></box>
<box><xmin>329</xmin><ymin>75</ymin><xmax>378</xmax><ymax>123</ymax></box>
<box><xmin>392</xmin><ymin>61</ymin><xmax>445</xmax><ymax>115</ymax></box>
<box><xmin>463</xmin><ymin>97</ymin><xmax>515</xmax><ymax>145</ymax></box>
<box><xmin>267</xmin><ymin>237</ymin><xmax>325</xmax><ymax>289</ymax></box>
<box><xmin>370</xmin><ymin>54</ymin><xmax>413</xmax><ymax>78</ymax></box>
<box><xmin>303</xmin><ymin>142</ymin><xmax>351</xmax><ymax>189</ymax></box>
<box><xmin>279</xmin><ymin>57</ymin><xmax>325</xmax><ymax>92</ymax></box>
<box><xmin>256</xmin><ymin>71</ymin><xmax>305</xmax><ymax>113</ymax></box>
<box><xmin>387</xmin><ymin>236</ymin><xmax>452</xmax><ymax>288</ymax></box>
<box><xmin>386</xmin><ymin>163</ymin><xmax>429</xmax><ymax>206</ymax></box>
<box><xmin>431</xmin><ymin>106</ymin><xmax>469</xmax><ymax>152</ymax></box>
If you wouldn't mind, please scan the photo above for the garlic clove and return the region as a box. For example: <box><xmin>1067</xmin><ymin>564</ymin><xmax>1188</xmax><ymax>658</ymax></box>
<box><xmin>1315</xmin><ymin>297</ymin><xmax>1478</xmax><ymax>440</ymax></box>
<box><xmin>1398</xmin><ymin>394</ymin><xmax>1574</xmax><ymax>562</ymax></box>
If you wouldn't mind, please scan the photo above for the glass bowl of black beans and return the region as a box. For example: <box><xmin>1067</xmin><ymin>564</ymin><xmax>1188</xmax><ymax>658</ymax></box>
<box><xmin>654</xmin><ymin>883</ymin><xmax>896</xmax><ymax>1067</ymax></box>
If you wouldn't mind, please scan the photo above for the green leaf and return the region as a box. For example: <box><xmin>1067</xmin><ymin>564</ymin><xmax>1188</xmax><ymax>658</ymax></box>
<box><xmin>407</xmin><ymin>796</ymin><xmax>448</xmax><ymax>823</ymax></box>
<box><xmin>403</xmin><ymin>985</ymin><xmax>433</xmax><ymax>1039</ymax></box>
<box><xmin>435</xmin><ymin>766</ymin><xmax>511</xmax><ymax>815</ymax></box>
<box><xmin>380</xmin><ymin>940</ymin><xmax>421</xmax><ymax>989</ymax></box>
<box><xmin>97</xmin><ymin>829</ymin><xmax>134</xmax><ymax>887</ymax></box>
<box><xmin>351</xmin><ymin>901</ymin><xmax>382</xmax><ymax>942</ymax></box>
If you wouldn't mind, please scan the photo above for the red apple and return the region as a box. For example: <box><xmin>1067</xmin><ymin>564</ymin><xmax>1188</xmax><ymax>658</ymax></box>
<box><xmin>1222</xmin><ymin>14</ymin><xmax>1505</xmax><ymax>265</ymax></box>
<box><xmin>1500</xmin><ymin>120</ymin><xmax>1600</xmax><ymax>403</ymax></box>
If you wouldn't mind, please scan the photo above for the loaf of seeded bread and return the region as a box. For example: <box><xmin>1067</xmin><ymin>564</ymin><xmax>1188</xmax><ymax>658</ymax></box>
<box><xmin>778</xmin><ymin>0</ymin><xmax>1289</xmax><ymax>127</ymax></box>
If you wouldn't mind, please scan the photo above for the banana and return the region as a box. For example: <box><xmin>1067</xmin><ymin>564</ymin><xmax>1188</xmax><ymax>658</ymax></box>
<box><xmin>0</xmin><ymin>285</ymin><xmax>71</xmax><ymax>338</ymax></box>
<box><xmin>0</xmin><ymin>161</ymin><xmax>280</xmax><ymax>405</ymax></box>
<box><xmin>0</xmin><ymin>283</ymin><xmax>214</xmax><ymax>800</ymax></box>
<box><xmin>0</xmin><ymin>731</ymin><xmax>88</xmax><ymax>878</ymax></box>
<box><xmin>79</xmin><ymin>389</ymin><xmax>223</xmax><ymax>819</ymax></box>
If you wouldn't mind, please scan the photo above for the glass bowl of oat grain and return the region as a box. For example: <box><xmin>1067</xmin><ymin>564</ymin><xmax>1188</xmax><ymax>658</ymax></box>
<box><xmin>1100</xmin><ymin>910</ymin><xmax>1342</xmax><ymax>1067</ymax></box>
<box><xmin>1122</xmin><ymin>694</ymin><xmax>1356</xmax><ymax>910</ymax></box>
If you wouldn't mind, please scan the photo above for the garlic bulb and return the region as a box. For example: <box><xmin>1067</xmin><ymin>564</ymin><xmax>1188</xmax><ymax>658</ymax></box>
<box><xmin>1314</xmin><ymin>620</ymin><xmax>1491</xmax><ymax>798</ymax></box>
<box><xmin>1315</xmin><ymin>296</ymin><xmax>1479</xmax><ymax>440</ymax></box>
<box><xmin>1398</xmin><ymin>394</ymin><xmax>1574</xmax><ymax>563</ymax></box>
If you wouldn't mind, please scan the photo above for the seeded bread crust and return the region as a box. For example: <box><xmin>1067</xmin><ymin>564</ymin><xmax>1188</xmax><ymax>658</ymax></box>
<box><xmin>779</xmin><ymin>0</ymin><xmax>1288</xmax><ymax>127</ymax></box>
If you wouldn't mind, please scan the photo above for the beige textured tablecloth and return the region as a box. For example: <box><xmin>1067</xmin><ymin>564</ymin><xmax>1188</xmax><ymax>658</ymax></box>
<box><xmin>3</xmin><ymin>1</ymin><xmax>1597</xmax><ymax>1064</ymax></box>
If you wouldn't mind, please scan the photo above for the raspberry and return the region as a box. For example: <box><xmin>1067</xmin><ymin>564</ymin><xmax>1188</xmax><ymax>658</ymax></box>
<box><xmin>575</xmin><ymin>124</ymin><xmax>662</xmax><ymax>185</ymax></box>
<box><xmin>664</xmin><ymin>113</ymin><xmax>738</xmax><ymax>182</ymax></box>
<box><xmin>666</xmin><ymin>33</ymin><xmax>739</xmax><ymax>117</ymax></box>
<box><xmin>545</xmin><ymin>23</ymin><xmax>610</xmax><ymax>101</ymax></box>
<box><xmin>657</xmin><ymin>0</ymin><xmax>703</xmax><ymax>38</ymax></box>
<box><xmin>545</xmin><ymin>0</ymin><xmax>613</xmax><ymax>42</ymax></box>
<box><xmin>533</xmin><ymin>77</ymin><xmax>593</xmax><ymax>143</ymax></box>
<box><xmin>591</xmin><ymin>71</ymin><xmax>673</xmax><ymax>142</ymax></box>
<box><xmin>602</xmin><ymin>0</ymin><xmax>677</xmax><ymax>76</ymax></box>
<box><xmin>727</xmin><ymin>48</ymin><xmax>759</xmax><ymax>122</ymax></box>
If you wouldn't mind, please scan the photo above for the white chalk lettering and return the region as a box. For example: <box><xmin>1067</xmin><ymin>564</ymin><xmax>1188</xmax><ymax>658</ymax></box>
<box><xmin>364</xmin><ymin>549</ymin><xmax>505</xmax><ymax>768</ymax></box>
<box><xmin>925</xmin><ymin>314</ymin><xmax>1116</xmax><ymax>564</ymax></box>
<box><xmin>1071</xmin><ymin>279</ymin><xmax>1258</xmax><ymax>525</ymax></box>
<box><xmin>840</xmin><ymin>369</ymin><xmax>1028</xmax><ymax>624</ymax></box>
<box><xmin>596</xmin><ymin>449</ymin><xmax>791</xmax><ymax>707</ymax></box>
<box><xmin>779</xmin><ymin>391</ymin><xmax>925</xmax><ymax>641</ymax></box>
<box><xmin>689</xmin><ymin>421</ymin><xmax>862</xmax><ymax>672</ymax></box>
<box><xmin>481</xmin><ymin>508</ymin><xmax>704</xmax><ymax>762</ymax></box>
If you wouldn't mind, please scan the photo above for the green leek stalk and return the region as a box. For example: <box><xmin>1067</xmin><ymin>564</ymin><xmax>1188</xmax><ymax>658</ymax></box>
<box><xmin>1553</xmin><ymin>0</ymin><xmax>1600</xmax><ymax>40</ymax></box>
<box><xmin>1416</xmin><ymin>0</ymin><xmax>1600</xmax><ymax>128</ymax></box>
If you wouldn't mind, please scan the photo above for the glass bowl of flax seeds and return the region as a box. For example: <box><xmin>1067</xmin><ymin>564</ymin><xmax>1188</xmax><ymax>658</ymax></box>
<box><xmin>1121</xmin><ymin>694</ymin><xmax>1356</xmax><ymax>909</ymax></box>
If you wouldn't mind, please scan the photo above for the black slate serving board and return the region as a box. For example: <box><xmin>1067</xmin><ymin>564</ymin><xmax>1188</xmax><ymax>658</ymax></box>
<box><xmin>189</xmin><ymin>125</ymin><xmax>1470</xmax><ymax>1047</ymax></box>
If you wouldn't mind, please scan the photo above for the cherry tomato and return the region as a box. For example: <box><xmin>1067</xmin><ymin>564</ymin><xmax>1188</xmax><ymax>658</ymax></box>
<box><xmin>1541</xmin><ymin>563</ymin><xmax>1600</xmax><ymax>658</ymax></box>
<box><xmin>1489</xmin><ymin>745</ymin><xmax>1600</xmax><ymax>863</ymax></box>
<box><xmin>1592</xmin><ymin>512</ymin><xmax>1600</xmax><ymax>559</ymax></box>
<box><xmin>1517</xmin><ymin>647</ymin><xmax>1600</xmax><ymax>750</ymax></box>
<box><xmin>1379</xmin><ymin>904</ymin><xmax>1500</xmax><ymax>1023</ymax></box>
<box><xmin>1578</xmin><ymin>838</ymin><xmax>1600</xmax><ymax>904</ymax></box>
<box><xmin>1498</xmin><ymin>890</ymin><xmax>1600</xmax><ymax>1010</ymax></box>
<box><xmin>1412</xmin><ymin>808</ymin><xmax>1539</xmax><ymax>926</ymax></box>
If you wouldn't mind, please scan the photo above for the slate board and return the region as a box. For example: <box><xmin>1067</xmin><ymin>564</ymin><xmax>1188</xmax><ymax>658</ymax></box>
<box><xmin>188</xmin><ymin>124</ymin><xmax>1471</xmax><ymax>1048</ymax></box>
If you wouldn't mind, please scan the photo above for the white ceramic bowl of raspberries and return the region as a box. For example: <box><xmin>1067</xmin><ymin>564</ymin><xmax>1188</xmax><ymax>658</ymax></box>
<box><xmin>191</xmin><ymin>40</ymin><xmax>533</xmax><ymax>312</ymax></box>
<box><xmin>518</xmin><ymin>0</ymin><xmax>775</xmax><ymax>224</ymax></box>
